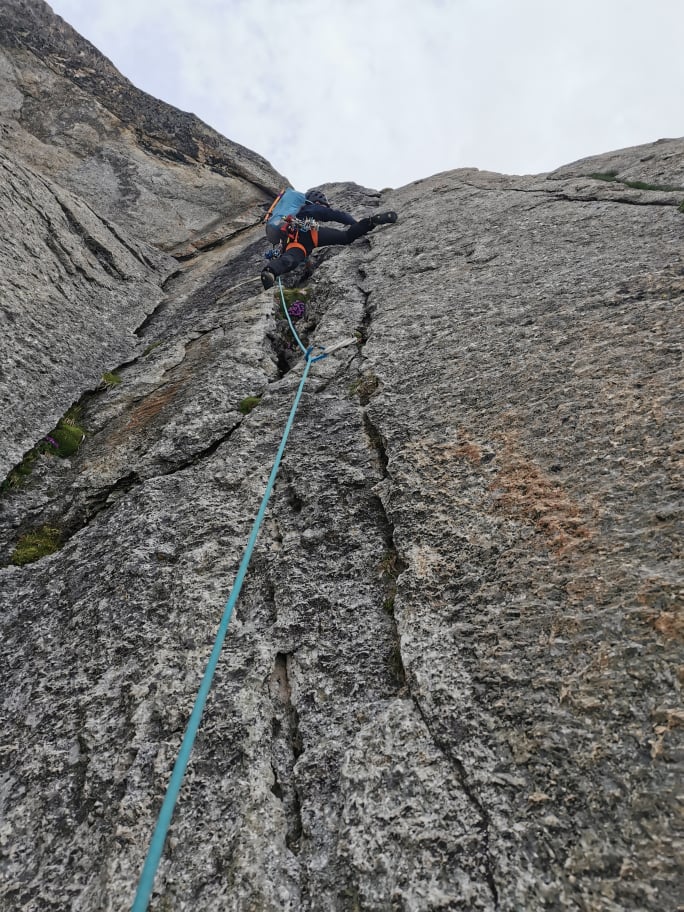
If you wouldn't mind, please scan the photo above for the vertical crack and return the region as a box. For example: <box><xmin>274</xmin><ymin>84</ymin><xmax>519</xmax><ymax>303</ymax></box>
<box><xmin>362</xmin><ymin>412</ymin><xmax>386</xmax><ymax>470</ymax></box>
<box><xmin>412</xmin><ymin>696</ymin><xmax>500</xmax><ymax>908</ymax></box>
<box><xmin>356</xmin><ymin>284</ymin><xmax>374</xmax><ymax>346</ymax></box>
<box><xmin>362</xmin><ymin>404</ymin><xmax>499</xmax><ymax>906</ymax></box>
<box><xmin>361</xmin><ymin>409</ymin><xmax>408</xmax><ymax>694</ymax></box>
<box><xmin>375</xmin><ymin>517</ymin><xmax>408</xmax><ymax>694</ymax></box>
<box><xmin>269</xmin><ymin>652</ymin><xmax>304</xmax><ymax>855</ymax></box>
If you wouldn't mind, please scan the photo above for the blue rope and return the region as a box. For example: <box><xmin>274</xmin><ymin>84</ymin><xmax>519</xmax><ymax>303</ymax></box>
<box><xmin>277</xmin><ymin>278</ymin><xmax>331</xmax><ymax>363</ymax></box>
<box><xmin>131</xmin><ymin>350</ymin><xmax>315</xmax><ymax>911</ymax></box>
<box><xmin>277</xmin><ymin>277</ymin><xmax>309</xmax><ymax>356</ymax></box>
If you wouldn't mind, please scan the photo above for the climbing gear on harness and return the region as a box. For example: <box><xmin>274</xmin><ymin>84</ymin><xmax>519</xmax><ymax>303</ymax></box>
<box><xmin>371</xmin><ymin>210</ymin><xmax>398</xmax><ymax>226</ymax></box>
<box><xmin>281</xmin><ymin>215</ymin><xmax>320</xmax><ymax>257</ymax></box>
<box><xmin>294</xmin><ymin>216</ymin><xmax>319</xmax><ymax>234</ymax></box>
<box><xmin>264</xmin><ymin>245</ymin><xmax>282</xmax><ymax>260</ymax></box>
<box><xmin>283</xmin><ymin>215</ymin><xmax>319</xmax><ymax>238</ymax></box>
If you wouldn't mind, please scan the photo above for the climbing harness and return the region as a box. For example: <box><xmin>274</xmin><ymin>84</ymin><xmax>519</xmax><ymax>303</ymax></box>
<box><xmin>130</xmin><ymin>279</ymin><xmax>356</xmax><ymax>912</ymax></box>
<box><xmin>264</xmin><ymin>215</ymin><xmax>320</xmax><ymax>261</ymax></box>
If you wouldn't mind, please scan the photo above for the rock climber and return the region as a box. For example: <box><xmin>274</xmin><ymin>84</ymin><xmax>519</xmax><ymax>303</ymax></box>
<box><xmin>261</xmin><ymin>188</ymin><xmax>397</xmax><ymax>290</ymax></box>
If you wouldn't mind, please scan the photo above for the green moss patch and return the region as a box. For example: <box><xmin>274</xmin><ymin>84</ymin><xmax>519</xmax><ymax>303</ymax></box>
<box><xmin>47</xmin><ymin>409</ymin><xmax>86</xmax><ymax>458</ymax></box>
<box><xmin>46</xmin><ymin>423</ymin><xmax>85</xmax><ymax>457</ymax></box>
<box><xmin>589</xmin><ymin>171</ymin><xmax>619</xmax><ymax>182</ymax></box>
<box><xmin>276</xmin><ymin>287</ymin><xmax>312</xmax><ymax>307</ymax></box>
<box><xmin>1</xmin><ymin>452</ymin><xmax>40</xmax><ymax>492</ymax></box>
<box><xmin>238</xmin><ymin>396</ymin><xmax>261</xmax><ymax>415</ymax></box>
<box><xmin>623</xmin><ymin>179</ymin><xmax>684</xmax><ymax>192</ymax></box>
<box><xmin>589</xmin><ymin>172</ymin><xmax>684</xmax><ymax>195</ymax></box>
<box><xmin>100</xmin><ymin>371</ymin><xmax>122</xmax><ymax>388</ymax></box>
<box><xmin>1</xmin><ymin>410</ymin><xmax>86</xmax><ymax>493</ymax></box>
<box><xmin>11</xmin><ymin>525</ymin><xmax>62</xmax><ymax>566</ymax></box>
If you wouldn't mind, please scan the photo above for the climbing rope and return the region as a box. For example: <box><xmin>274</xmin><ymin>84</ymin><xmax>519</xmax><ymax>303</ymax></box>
<box><xmin>278</xmin><ymin>277</ymin><xmax>313</xmax><ymax>357</ymax></box>
<box><xmin>130</xmin><ymin>279</ymin><xmax>355</xmax><ymax>911</ymax></box>
<box><xmin>276</xmin><ymin>278</ymin><xmax>357</xmax><ymax>360</ymax></box>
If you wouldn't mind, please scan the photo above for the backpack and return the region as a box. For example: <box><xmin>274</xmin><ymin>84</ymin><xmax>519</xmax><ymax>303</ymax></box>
<box><xmin>263</xmin><ymin>188</ymin><xmax>306</xmax><ymax>236</ymax></box>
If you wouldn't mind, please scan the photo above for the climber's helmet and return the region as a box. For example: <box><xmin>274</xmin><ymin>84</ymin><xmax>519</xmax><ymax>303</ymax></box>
<box><xmin>306</xmin><ymin>189</ymin><xmax>329</xmax><ymax>207</ymax></box>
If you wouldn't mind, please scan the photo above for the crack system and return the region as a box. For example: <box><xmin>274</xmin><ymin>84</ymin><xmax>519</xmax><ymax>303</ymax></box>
<box><xmin>415</xmin><ymin>692</ymin><xmax>500</xmax><ymax>907</ymax></box>
<box><xmin>360</xmin><ymin>389</ymin><xmax>499</xmax><ymax>907</ymax></box>
<box><xmin>269</xmin><ymin>652</ymin><xmax>304</xmax><ymax>856</ymax></box>
<box><xmin>458</xmin><ymin>176</ymin><xmax>684</xmax><ymax>211</ymax></box>
<box><xmin>0</xmin><ymin>243</ymin><xmax>289</xmax><ymax>560</ymax></box>
<box><xmin>1</xmin><ymin>213</ymin><xmax>509</xmax><ymax>906</ymax></box>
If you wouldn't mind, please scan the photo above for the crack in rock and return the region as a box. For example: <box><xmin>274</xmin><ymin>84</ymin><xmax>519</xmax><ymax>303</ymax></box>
<box><xmin>269</xmin><ymin>652</ymin><xmax>305</xmax><ymax>857</ymax></box>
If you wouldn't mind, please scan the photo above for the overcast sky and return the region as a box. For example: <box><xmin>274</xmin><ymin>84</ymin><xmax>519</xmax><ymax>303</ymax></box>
<box><xmin>48</xmin><ymin>0</ymin><xmax>684</xmax><ymax>191</ymax></box>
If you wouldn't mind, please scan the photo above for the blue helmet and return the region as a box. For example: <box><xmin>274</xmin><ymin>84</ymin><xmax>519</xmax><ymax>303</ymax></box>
<box><xmin>306</xmin><ymin>189</ymin><xmax>329</xmax><ymax>207</ymax></box>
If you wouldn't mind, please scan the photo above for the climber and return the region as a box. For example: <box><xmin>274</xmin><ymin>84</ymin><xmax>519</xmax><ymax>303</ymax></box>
<box><xmin>261</xmin><ymin>188</ymin><xmax>397</xmax><ymax>290</ymax></box>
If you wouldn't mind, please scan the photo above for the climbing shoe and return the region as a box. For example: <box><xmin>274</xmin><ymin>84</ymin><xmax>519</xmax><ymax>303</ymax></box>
<box><xmin>371</xmin><ymin>211</ymin><xmax>398</xmax><ymax>226</ymax></box>
<box><xmin>261</xmin><ymin>267</ymin><xmax>276</xmax><ymax>290</ymax></box>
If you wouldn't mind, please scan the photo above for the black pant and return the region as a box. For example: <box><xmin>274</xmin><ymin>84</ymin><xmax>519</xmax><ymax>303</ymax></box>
<box><xmin>266</xmin><ymin>219</ymin><xmax>373</xmax><ymax>277</ymax></box>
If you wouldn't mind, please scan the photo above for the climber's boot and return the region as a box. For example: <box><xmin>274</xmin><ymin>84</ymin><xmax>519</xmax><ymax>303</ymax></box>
<box><xmin>371</xmin><ymin>211</ymin><xmax>398</xmax><ymax>226</ymax></box>
<box><xmin>260</xmin><ymin>267</ymin><xmax>276</xmax><ymax>290</ymax></box>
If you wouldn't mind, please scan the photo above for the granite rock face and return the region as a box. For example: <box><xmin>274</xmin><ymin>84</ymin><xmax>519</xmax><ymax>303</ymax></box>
<box><xmin>0</xmin><ymin>0</ymin><xmax>285</xmax><ymax>254</ymax></box>
<box><xmin>0</xmin><ymin>148</ymin><xmax>172</xmax><ymax>479</ymax></box>
<box><xmin>0</xmin><ymin>6</ymin><xmax>682</xmax><ymax>912</ymax></box>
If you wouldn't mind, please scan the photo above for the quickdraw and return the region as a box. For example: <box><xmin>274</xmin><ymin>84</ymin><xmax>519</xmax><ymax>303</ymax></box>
<box><xmin>283</xmin><ymin>215</ymin><xmax>318</xmax><ymax>237</ymax></box>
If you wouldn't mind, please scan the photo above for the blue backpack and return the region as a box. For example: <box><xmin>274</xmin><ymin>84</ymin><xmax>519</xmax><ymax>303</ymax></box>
<box><xmin>264</xmin><ymin>188</ymin><xmax>306</xmax><ymax>237</ymax></box>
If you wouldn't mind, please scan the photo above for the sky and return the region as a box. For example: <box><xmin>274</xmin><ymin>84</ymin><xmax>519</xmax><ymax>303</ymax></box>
<box><xmin>47</xmin><ymin>0</ymin><xmax>684</xmax><ymax>191</ymax></box>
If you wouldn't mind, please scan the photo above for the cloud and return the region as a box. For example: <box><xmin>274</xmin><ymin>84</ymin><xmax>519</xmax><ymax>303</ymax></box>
<box><xmin>48</xmin><ymin>0</ymin><xmax>684</xmax><ymax>189</ymax></box>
